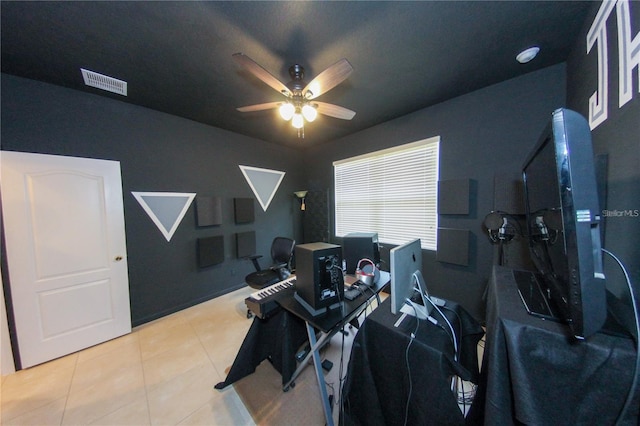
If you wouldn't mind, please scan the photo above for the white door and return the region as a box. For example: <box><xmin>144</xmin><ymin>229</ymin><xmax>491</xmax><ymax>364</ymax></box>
<box><xmin>1</xmin><ymin>151</ymin><xmax>131</xmax><ymax>368</ymax></box>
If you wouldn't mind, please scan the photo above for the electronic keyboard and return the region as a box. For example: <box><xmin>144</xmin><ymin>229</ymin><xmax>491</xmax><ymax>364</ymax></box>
<box><xmin>245</xmin><ymin>276</ymin><xmax>297</xmax><ymax>319</ymax></box>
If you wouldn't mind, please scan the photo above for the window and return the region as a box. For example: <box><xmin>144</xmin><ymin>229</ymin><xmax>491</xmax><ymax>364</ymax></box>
<box><xmin>334</xmin><ymin>137</ymin><xmax>440</xmax><ymax>250</ymax></box>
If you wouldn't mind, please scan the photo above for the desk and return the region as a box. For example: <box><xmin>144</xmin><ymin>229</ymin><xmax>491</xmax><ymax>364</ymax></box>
<box><xmin>468</xmin><ymin>265</ymin><xmax>639</xmax><ymax>425</ymax></box>
<box><xmin>277</xmin><ymin>272</ymin><xmax>390</xmax><ymax>426</ymax></box>
<box><xmin>341</xmin><ymin>297</ymin><xmax>485</xmax><ymax>426</ymax></box>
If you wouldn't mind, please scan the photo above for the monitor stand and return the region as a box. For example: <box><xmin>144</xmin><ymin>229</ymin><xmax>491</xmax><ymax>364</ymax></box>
<box><xmin>513</xmin><ymin>269</ymin><xmax>563</xmax><ymax>322</ymax></box>
<box><xmin>400</xmin><ymin>300</ymin><xmax>429</xmax><ymax>319</ymax></box>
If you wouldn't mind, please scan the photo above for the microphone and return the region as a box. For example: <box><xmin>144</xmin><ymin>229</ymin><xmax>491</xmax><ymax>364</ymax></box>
<box><xmin>535</xmin><ymin>216</ymin><xmax>549</xmax><ymax>241</ymax></box>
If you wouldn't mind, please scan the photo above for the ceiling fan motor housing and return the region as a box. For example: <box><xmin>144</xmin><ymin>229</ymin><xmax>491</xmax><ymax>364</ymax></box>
<box><xmin>287</xmin><ymin>64</ymin><xmax>306</xmax><ymax>94</ymax></box>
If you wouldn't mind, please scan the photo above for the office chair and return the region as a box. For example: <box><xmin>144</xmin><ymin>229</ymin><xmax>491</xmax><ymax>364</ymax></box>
<box><xmin>245</xmin><ymin>236</ymin><xmax>295</xmax><ymax>317</ymax></box>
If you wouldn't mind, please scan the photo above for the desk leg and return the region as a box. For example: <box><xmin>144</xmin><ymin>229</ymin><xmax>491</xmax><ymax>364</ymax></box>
<box><xmin>283</xmin><ymin>327</ymin><xmax>332</xmax><ymax>391</ymax></box>
<box><xmin>306</xmin><ymin>322</ymin><xmax>334</xmax><ymax>426</ymax></box>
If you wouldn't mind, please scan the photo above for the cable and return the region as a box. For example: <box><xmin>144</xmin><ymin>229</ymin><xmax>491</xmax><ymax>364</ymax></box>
<box><xmin>406</xmin><ymin>271</ymin><xmax>463</xmax><ymax>417</ymax></box>
<box><xmin>413</xmin><ymin>270</ymin><xmax>459</xmax><ymax>394</ymax></box>
<box><xmin>403</xmin><ymin>300</ymin><xmax>421</xmax><ymax>426</ymax></box>
<box><xmin>424</xmin><ymin>292</ymin><xmax>458</xmax><ymax>361</ymax></box>
<box><xmin>602</xmin><ymin>249</ymin><xmax>640</xmax><ymax>426</ymax></box>
<box><xmin>441</xmin><ymin>303</ymin><xmax>466</xmax><ymax>397</ymax></box>
<box><xmin>441</xmin><ymin>304</ymin><xmax>463</xmax><ymax>347</ymax></box>
<box><xmin>338</xmin><ymin>311</ymin><xmax>347</xmax><ymax>424</ymax></box>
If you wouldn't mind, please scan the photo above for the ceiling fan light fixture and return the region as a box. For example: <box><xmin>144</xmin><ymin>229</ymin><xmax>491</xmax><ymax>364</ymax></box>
<box><xmin>302</xmin><ymin>104</ymin><xmax>318</xmax><ymax>122</ymax></box>
<box><xmin>279</xmin><ymin>102</ymin><xmax>295</xmax><ymax>120</ymax></box>
<box><xmin>292</xmin><ymin>110</ymin><xmax>304</xmax><ymax>129</ymax></box>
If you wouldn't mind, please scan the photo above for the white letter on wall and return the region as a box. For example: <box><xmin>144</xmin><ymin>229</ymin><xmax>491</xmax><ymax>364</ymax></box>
<box><xmin>587</xmin><ymin>0</ymin><xmax>616</xmax><ymax>130</ymax></box>
<box><xmin>616</xmin><ymin>0</ymin><xmax>640</xmax><ymax>108</ymax></box>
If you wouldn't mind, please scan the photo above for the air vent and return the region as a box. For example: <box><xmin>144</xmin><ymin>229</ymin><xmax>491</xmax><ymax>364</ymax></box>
<box><xmin>81</xmin><ymin>68</ymin><xmax>127</xmax><ymax>96</ymax></box>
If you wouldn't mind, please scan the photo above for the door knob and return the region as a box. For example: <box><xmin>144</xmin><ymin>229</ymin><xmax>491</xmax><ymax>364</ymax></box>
<box><xmin>114</xmin><ymin>256</ymin><xmax>123</xmax><ymax>262</ymax></box>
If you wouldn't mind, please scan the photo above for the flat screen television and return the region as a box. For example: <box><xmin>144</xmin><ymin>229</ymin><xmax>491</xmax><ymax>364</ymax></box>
<box><xmin>522</xmin><ymin>108</ymin><xmax>606</xmax><ymax>339</ymax></box>
<box><xmin>390</xmin><ymin>238</ymin><xmax>424</xmax><ymax>315</ymax></box>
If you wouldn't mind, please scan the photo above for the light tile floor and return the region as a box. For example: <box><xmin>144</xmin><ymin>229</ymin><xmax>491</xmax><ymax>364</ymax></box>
<box><xmin>1</xmin><ymin>287</ymin><xmax>483</xmax><ymax>425</ymax></box>
<box><xmin>1</xmin><ymin>286</ymin><xmax>257</xmax><ymax>426</ymax></box>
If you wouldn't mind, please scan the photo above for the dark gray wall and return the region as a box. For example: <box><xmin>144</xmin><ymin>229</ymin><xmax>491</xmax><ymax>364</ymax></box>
<box><xmin>566</xmin><ymin>2</ymin><xmax>639</xmax><ymax>306</ymax></box>
<box><xmin>302</xmin><ymin>64</ymin><xmax>568</xmax><ymax>321</ymax></box>
<box><xmin>1</xmin><ymin>74</ymin><xmax>305</xmax><ymax>326</ymax></box>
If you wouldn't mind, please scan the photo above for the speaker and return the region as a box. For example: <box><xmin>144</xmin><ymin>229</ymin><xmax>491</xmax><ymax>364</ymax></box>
<box><xmin>343</xmin><ymin>232</ymin><xmax>380</xmax><ymax>274</ymax></box>
<box><xmin>294</xmin><ymin>242</ymin><xmax>343</xmax><ymax>315</ymax></box>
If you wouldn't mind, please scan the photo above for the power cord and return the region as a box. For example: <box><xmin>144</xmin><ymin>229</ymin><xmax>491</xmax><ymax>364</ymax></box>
<box><xmin>403</xmin><ymin>300</ymin><xmax>421</xmax><ymax>426</ymax></box>
<box><xmin>602</xmin><ymin>249</ymin><xmax>639</xmax><ymax>426</ymax></box>
<box><xmin>334</xmin><ymin>265</ymin><xmax>380</xmax><ymax>425</ymax></box>
<box><xmin>422</xmin><ymin>286</ymin><xmax>458</xmax><ymax>361</ymax></box>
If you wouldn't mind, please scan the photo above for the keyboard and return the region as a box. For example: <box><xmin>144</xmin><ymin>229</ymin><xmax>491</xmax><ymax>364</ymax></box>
<box><xmin>245</xmin><ymin>276</ymin><xmax>296</xmax><ymax>319</ymax></box>
<box><xmin>250</xmin><ymin>276</ymin><xmax>296</xmax><ymax>300</ymax></box>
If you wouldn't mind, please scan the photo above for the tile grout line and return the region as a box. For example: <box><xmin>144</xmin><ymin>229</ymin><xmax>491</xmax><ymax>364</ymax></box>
<box><xmin>59</xmin><ymin>354</ymin><xmax>80</xmax><ymax>426</ymax></box>
<box><xmin>139</xmin><ymin>329</ymin><xmax>153</xmax><ymax>426</ymax></box>
<box><xmin>173</xmin><ymin>313</ymin><xmax>221</xmax><ymax>425</ymax></box>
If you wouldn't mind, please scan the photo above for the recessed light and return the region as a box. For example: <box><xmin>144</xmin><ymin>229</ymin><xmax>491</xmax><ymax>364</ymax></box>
<box><xmin>516</xmin><ymin>47</ymin><xmax>540</xmax><ymax>64</ymax></box>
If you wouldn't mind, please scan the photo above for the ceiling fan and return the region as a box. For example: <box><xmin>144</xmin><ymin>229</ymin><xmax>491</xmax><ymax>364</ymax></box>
<box><xmin>232</xmin><ymin>53</ymin><xmax>356</xmax><ymax>137</ymax></box>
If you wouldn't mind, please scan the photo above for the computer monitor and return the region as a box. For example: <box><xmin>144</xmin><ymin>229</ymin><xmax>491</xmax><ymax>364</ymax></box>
<box><xmin>390</xmin><ymin>238</ymin><xmax>424</xmax><ymax>315</ymax></box>
<box><xmin>522</xmin><ymin>108</ymin><xmax>606</xmax><ymax>339</ymax></box>
<box><xmin>342</xmin><ymin>232</ymin><xmax>380</xmax><ymax>274</ymax></box>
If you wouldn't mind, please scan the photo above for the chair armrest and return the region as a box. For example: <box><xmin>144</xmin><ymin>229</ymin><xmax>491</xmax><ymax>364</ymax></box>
<box><xmin>242</xmin><ymin>254</ymin><xmax>263</xmax><ymax>272</ymax></box>
<box><xmin>270</xmin><ymin>262</ymin><xmax>288</xmax><ymax>271</ymax></box>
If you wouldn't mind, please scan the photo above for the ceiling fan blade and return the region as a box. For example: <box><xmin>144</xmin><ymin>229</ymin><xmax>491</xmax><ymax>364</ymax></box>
<box><xmin>303</xmin><ymin>58</ymin><xmax>353</xmax><ymax>100</ymax></box>
<box><xmin>314</xmin><ymin>102</ymin><xmax>356</xmax><ymax>120</ymax></box>
<box><xmin>233</xmin><ymin>53</ymin><xmax>292</xmax><ymax>97</ymax></box>
<box><xmin>237</xmin><ymin>102</ymin><xmax>281</xmax><ymax>112</ymax></box>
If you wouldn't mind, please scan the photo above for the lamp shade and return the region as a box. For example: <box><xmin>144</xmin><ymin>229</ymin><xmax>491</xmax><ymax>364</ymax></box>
<box><xmin>279</xmin><ymin>103</ymin><xmax>295</xmax><ymax>120</ymax></box>
<box><xmin>302</xmin><ymin>104</ymin><xmax>318</xmax><ymax>122</ymax></box>
<box><xmin>292</xmin><ymin>111</ymin><xmax>304</xmax><ymax>129</ymax></box>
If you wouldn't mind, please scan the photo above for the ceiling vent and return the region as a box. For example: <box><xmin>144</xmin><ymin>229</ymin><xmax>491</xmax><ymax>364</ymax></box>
<box><xmin>81</xmin><ymin>68</ymin><xmax>127</xmax><ymax>96</ymax></box>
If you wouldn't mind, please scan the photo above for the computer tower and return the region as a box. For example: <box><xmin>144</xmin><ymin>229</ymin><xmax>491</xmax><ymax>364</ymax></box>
<box><xmin>343</xmin><ymin>232</ymin><xmax>380</xmax><ymax>274</ymax></box>
<box><xmin>294</xmin><ymin>242</ymin><xmax>343</xmax><ymax>315</ymax></box>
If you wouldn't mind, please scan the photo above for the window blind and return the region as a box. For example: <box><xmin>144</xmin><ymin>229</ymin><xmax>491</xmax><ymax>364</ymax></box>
<box><xmin>333</xmin><ymin>137</ymin><xmax>440</xmax><ymax>250</ymax></box>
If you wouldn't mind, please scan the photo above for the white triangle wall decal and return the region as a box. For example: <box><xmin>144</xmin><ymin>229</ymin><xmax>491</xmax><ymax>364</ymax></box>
<box><xmin>239</xmin><ymin>165</ymin><xmax>286</xmax><ymax>211</ymax></box>
<box><xmin>132</xmin><ymin>192</ymin><xmax>196</xmax><ymax>242</ymax></box>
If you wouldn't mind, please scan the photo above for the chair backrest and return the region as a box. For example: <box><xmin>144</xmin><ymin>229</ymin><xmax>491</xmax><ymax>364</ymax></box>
<box><xmin>271</xmin><ymin>237</ymin><xmax>295</xmax><ymax>267</ymax></box>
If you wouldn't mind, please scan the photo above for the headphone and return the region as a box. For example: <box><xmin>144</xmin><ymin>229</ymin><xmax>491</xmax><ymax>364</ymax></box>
<box><xmin>355</xmin><ymin>258</ymin><xmax>380</xmax><ymax>286</ymax></box>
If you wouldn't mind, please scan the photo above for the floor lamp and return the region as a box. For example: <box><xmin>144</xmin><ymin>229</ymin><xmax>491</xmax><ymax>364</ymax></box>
<box><xmin>294</xmin><ymin>191</ymin><xmax>308</xmax><ymax>243</ymax></box>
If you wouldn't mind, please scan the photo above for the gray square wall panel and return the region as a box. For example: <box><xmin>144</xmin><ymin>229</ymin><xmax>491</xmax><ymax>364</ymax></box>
<box><xmin>196</xmin><ymin>196</ymin><xmax>222</xmax><ymax>227</ymax></box>
<box><xmin>436</xmin><ymin>228</ymin><xmax>470</xmax><ymax>266</ymax></box>
<box><xmin>438</xmin><ymin>179</ymin><xmax>470</xmax><ymax>215</ymax></box>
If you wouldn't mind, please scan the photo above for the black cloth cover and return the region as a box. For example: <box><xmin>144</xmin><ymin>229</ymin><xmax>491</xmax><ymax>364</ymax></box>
<box><xmin>215</xmin><ymin>307</ymin><xmax>308</xmax><ymax>389</ymax></box>
<box><xmin>341</xmin><ymin>297</ymin><xmax>485</xmax><ymax>426</ymax></box>
<box><xmin>467</xmin><ymin>265</ymin><xmax>639</xmax><ymax>425</ymax></box>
